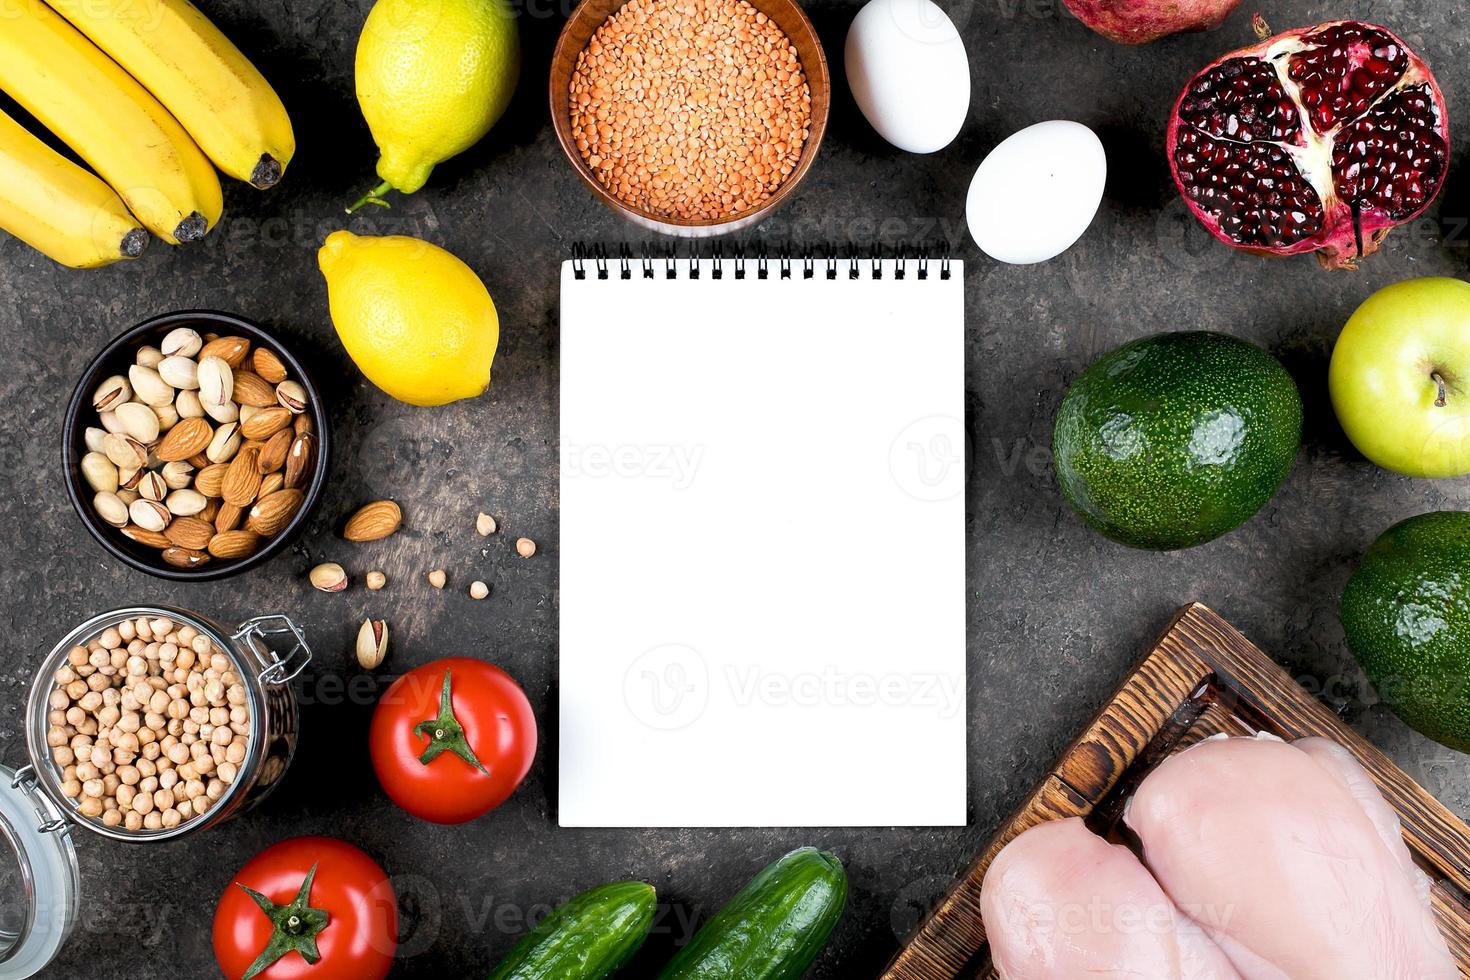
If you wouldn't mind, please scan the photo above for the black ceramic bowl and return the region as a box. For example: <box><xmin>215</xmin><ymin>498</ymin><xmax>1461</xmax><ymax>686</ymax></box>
<box><xmin>63</xmin><ymin>310</ymin><xmax>330</xmax><ymax>581</ymax></box>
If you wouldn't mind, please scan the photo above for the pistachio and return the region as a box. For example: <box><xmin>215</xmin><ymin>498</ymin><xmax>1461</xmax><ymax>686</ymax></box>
<box><xmin>356</xmin><ymin>619</ymin><xmax>389</xmax><ymax>670</ymax></box>
<box><xmin>118</xmin><ymin>465</ymin><xmax>142</xmax><ymax>491</ymax></box>
<box><xmin>275</xmin><ymin>380</ymin><xmax>307</xmax><ymax>414</ymax></box>
<box><xmin>117</xmin><ymin>488</ymin><xmax>139</xmax><ymax>505</ymax></box>
<box><xmin>81</xmin><ymin>453</ymin><xmax>118</xmax><ymax>493</ymax></box>
<box><xmin>469</xmin><ymin>580</ymin><xmax>489</xmax><ymax>600</ymax></box>
<box><xmin>128</xmin><ymin>498</ymin><xmax>170</xmax><ymax>533</ymax></box>
<box><xmin>366</xmin><ymin>570</ymin><xmax>387</xmax><ymax>591</ymax></box>
<box><xmin>83</xmin><ymin>427</ymin><xmax>109</xmax><ymax>454</ymax></box>
<box><xmin>203</xmin><ymin>398</ymin><xmax>239</xmax><ymax>424</ymax></box>
<box><xmin>205</xmin><ymin>421</ymin><xmax>241</xmax><ymax>464</ymax></box>
<box><xmin>102</xmin><ymin>433</ymin><xmax>147</xmax><ymax>470</ymax></box>
<box><xmin>137</xmin><ymin>471</ymin><xmax>167</xmax><ymax>502</ymax></box>
<box><xmin>516</xmin><ymin>537</ymin><xmax>537</xmax><ymax>558</ymax></box>
<box><xmin>157</xmin><ymin>355</ymin><xmax>199</xmax><ymax>390</ymax></box>
<box><xmin>135</xmin><ymin>345</ymin><xmax>164</xmax><ymax>369</ymax></box>
<box><xmin>97</xmin><ymin>410</ymin><xmax>124</xmax><ymax>435</ymax></box>
<box><xmin>309</xmin><ymin>562</ymin><xmax>348</xmax><ymax>593</ymax></box>
<box><xmin>113</xmin><ymin>402</ymin><xmax>160</xmax><ymax>444</ymax></box>
<box><xmin>160</xmin><ymin>327</ymin><xmax>202</xmax><ymax>358</ymax></box>
<box><xmin>153</xmin><ymin>402</ymin><xmax>179</xmax><ymax>432</ymax></box>
<box><xmin>92</xmin><ymin>375</ymin><xmax>131</xmax><ymax>412</ymax></box>
<box><xmin>93</xmin><ymin>491</ymin><xmax>129</xmax><ymax>528</ymax></box>
<box><xmin>427</xmin><ymin>568</ymin><xmax>446</xmax><ymax>589</ymax></box>
<box><xmin>127</xmin><ymin>364</ymin><xmax>173</xmax><ymax>406</ymax></box>
<box><xmin>476</xmin><ymin>512</ymin><xmax>497</xmax><ymax>536</ymax></box>
<box><xmin>160</xmin><ymin>460</ymin><xmax>194</xmax><ymax>490</ymax></box>
<box><xmin>238</xmin><ymin>404</ymin><xmax>260</xmax><ymax>426</ymax></box>
<box><xmin>175</xmin><ymin>389</ymin><xmax>204</xmax><ymax>419</ymax></box>
<box><xmin>165</xmin><ymin>488</ymin><xmax>208</xmax><ymax>516</ymax></box>
<box><xmin>197</xmin><ymin>356</ymin><xmax>233</xmax><ymax>411</ymax></box>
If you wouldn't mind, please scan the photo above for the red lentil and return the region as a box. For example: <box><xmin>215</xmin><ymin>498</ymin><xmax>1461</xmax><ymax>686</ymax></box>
<box><xmin>569</xmin><ymin>0</ymin><xmax>812</xmax><ymax>222</ymax></box>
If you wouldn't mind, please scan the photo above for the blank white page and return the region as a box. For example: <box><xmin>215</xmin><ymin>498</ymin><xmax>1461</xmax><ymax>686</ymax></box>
<box><xmin>559</xmin><ymin>258</ymin><xmax>966</xmax><ymax>827</ymax></box>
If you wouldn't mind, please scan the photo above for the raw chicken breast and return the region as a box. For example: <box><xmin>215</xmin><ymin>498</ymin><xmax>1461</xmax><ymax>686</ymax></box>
<box><xmin>1127</xmin><ymin>735</ymin><xmax>1456</xmax><ymax>980</ymax></box>
<box><xmin>1294</xmin><ymin>736</ymin><xmax>1432</xmax><ymax>905</ymax></box>
<box><xmin>981</xmin><ymin>817</ymin><xmax>1242</xmax><ymax>979</ymax></box>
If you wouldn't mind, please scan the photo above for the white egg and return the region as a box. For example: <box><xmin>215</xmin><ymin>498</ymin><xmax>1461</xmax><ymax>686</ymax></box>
<box><xmin>845</xmin><ymin>0</ymin><xmax>970</xmax><ymax>154</ymax></box>
<box><xmin>965</xmin><ymin>120</ymin><xmax>1106</xmax><ymax>265</ymax></box>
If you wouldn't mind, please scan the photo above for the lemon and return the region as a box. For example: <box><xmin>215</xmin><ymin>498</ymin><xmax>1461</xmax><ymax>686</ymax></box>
<box><xmin>351</xmin><ymin>0</ymin><xmax>519</xmax><ymax>209</ymax></box>
<box><xmin>318</xmin><ymin>231</ymin><xmax>499</xmax><ymax>407</ymax></box>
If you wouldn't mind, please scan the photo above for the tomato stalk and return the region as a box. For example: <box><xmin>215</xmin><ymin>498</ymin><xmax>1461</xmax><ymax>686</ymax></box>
<box><xmin>415</xmin><ymin>669</ymin><xmax>491</xmax><ymax>774</ymax></box>
<box><xmin>236</xmin><ymin>863</ymin><xmax>331</xmax><ymax>980</ymax></box>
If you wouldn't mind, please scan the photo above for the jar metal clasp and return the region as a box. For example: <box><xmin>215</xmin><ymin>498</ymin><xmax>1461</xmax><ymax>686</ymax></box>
<box><xmin>232</xmin><ymin>615</ymin><xmax>312</xmax><ymax>685</ymax></box>
<box><xmin>9</xmin><ymin>765</ymin><xmax>71</xmax><ymax>836</ymax></box>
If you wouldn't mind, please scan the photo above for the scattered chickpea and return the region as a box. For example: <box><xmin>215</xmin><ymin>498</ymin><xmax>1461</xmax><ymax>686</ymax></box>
<box><xmin>427</xmin><ymin>569</ymin><xmax>446</xmax><ymax>589</ymax></box>
<box><xmin>366</xmin><ymin>570</ymin><xmax>387</xmax><ymax>591</ymax></box>
<box><xmin>516</xmin><ymin>537</ymin><xmax>536</xmax><ymax>558</ymax></box>
<box><xmin>476</xmin><ymin>512</ymin><xmax>497</xmax><ymax>536</ymax></box>
<box><xmin>469</xmin><ymin>580</ymin><xmax>489</xmax><ymax>600</ymax></box>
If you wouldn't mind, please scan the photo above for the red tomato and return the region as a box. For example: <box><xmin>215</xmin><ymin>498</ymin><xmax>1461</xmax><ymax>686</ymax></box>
<box><xmin>369</xmin><ymin>656</ymin><xmax>537</xmax><ymax>824</ymax></box>
<box><xmin>213</xmin><ymin>836</ymin><xmax>397</xmax><ymax>980</ymax></box>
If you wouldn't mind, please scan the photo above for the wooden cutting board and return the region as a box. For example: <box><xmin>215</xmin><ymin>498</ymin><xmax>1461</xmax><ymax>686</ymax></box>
<box><xmin>882</xmin><ymin>602</ymin><xmax>1470</xmax><ymax>979</ymax></box>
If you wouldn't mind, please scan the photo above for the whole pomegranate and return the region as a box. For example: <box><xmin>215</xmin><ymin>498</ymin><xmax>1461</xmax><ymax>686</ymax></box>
<box><xmin>1168</xmin><ymin>20</ymin><xmax>1448</xmax><ymax>269</ymax></box>
<box><xmin>1064</xmin><ymin>0</ymin><xmax>1241</xmax><ymax>45</ymax></box>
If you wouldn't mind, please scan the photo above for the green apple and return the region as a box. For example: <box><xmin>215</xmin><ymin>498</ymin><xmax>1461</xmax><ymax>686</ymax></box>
<box><xmin>1329</xmin><ymin>277</ymin><xmax>1470</xmax><ymax>478</ymax></box>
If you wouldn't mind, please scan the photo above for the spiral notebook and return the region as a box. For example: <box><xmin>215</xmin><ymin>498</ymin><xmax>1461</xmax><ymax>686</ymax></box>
<box><xmin>559</xmin><ymin>248</ymin><xmax>966</xmax><ymax>827</ymax></box>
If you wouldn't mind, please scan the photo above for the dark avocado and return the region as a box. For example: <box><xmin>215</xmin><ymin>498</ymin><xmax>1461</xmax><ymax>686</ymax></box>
<box><xmin>1052</xmin><ymin>331</ymin><xmax>1302</xmax><ymax>550</ymax></box>
<box><xmin>1342</xmin><ymin>511</ymin><xmax>1470</xmax><ymax>752</ymax></box>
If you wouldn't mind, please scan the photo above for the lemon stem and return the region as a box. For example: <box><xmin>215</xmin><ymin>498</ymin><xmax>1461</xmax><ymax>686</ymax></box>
<box><xmin>347</xmin><ymin>181</ymin><xmax>394</xmax><ymax>214</ymax></box>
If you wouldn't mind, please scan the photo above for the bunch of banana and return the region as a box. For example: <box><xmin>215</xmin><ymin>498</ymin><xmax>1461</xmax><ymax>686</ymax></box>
<box><xmin>0</xmin><ymin>0</ymin><xmax>294</xmax><ymax>268</ymax></box>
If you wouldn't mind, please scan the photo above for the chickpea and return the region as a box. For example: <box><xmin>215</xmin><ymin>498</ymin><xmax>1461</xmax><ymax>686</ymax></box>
<box><xmin>150</xmin><ymin>618</ymin><xmax>173</xmax><ymax>638</ymax></box>
<box><xmin>154</xmin><ymin>788</ymin><xmax>175</xmax><ymax>811</ymax></box>
<box><xmin>225</xmin><ymin>741</ymin><xmax>246</xmax><ymax>764</ymax></box>
<box><xmin>65</xmin><ymin>680</ymin><xmax>87</xmax><ymax>701</ymax></box>
<box><xmin>126</xmin><ymin>656</ymin><xmax>148</xmax><ymax>677</ymax></box>
<box><xmin>144</xmin><ymin>711</ymin><xmax>166</xmax><ymax>731</ymax></box>
<box><xmin>138</xmin><ymin>776</ymin><xmax>158</xmax><ymax>794</ymax></box>
<box><xmin>148</xmin><ymin>690</ymin><xmax>169</xmax><ymax>715</ymax></box>
<box><xmin>89</xmin><ymin>746</ymin><xmax>109</xmax><ymax>768</ymax></box>
<box><xmin>132</xmin><ymin>791</ymin><xmax>154</xmax><ymax>814</ymax></box>
<box><xmin>190</xmin><ymin>636</ymin><xmax>210</xmax><ymax>657</ymax></box>
<box><xmin>88</xmin><ymin>649</ymin><xmax>110</xmax><ymax>670</ymax></box>
<box><xmin>167</xmin><ymin>743</ymin><xmax>190</xmax><ymax>766</ymax></box>
<box><xmin>205</xmin><ymin>779</ymin><xmax>225</xmax><ymax>801</ymax></box>
<box><xmin>48</xmin><ymin>689</ymin><xmax>70</xmax><ymax>711</ymax></box>
<box><xmin>52</xmin><ymin>746</ymin><xmax>74</xmax><ymax>767</ymax></box>
<box><xmin>216</xmin><ymin>762</ymin><xmax>237</xmax><ymax>784</ymax></box>
<box><xmin>193</xmin><ymin>756</ymin><xmax>215</xmax><ymax>776</ymax></box>
<box><xmin>75</xmin><ymin>762</ymin><xmax>98</xmax><ymax>781</ymax></box>
<box><xmin>66</xmin><ymin>646</ymin><xmax>88</xmax><ymax>668</ymax></box>
<box><xmin>135</xmin><ymin>618</ymin><xmax>152</xmax><ymax>641</ymax></box>
<box><xmin>177</xmin><ymin>799</ymin><xmax>194</xmax><ymax>819</ymax></box>
<box><xmin>136</xmin><ymin>758</ymin><xmax>157</xmax><ymax>778</ymax></box>
<box><xmin>143</xmin><ymin>811</ymin><xmax>162</xmax><ymax>831</ymax></box>
<box><xmin>161</xmin><ymin>809</ymin><xmax>181</xmax><ymax>829</ymax></box>
<box><xmin>167</xmin><ymin>698</ymin><xmax>189</xmax><ymax>720</ymax></box>
<box><xmin>75</xmin><ymin>719</ymin><xmax>97</xmax><ymax>737</ymax></box>
<box><xmin>227</xmin><ymin>685</ymin><xmax>247</xmax><ymax>706</ymax></box>
<box><xmin>123</xmin><ymin>810</ymin><xmax>142</xmax><ymax>831</ymax></box>
<box><xmin>86</xmin><ymin>673</ymin><xmax>110</xmax><ymax>693</ymax></box>
<box><xmin>78</xmin><ymin>797</ymin><xmax>103</xmax><ymax>818</ymax></box>
<box><xmin>60</xmin><ymin>778</ymin><xmax>82</xmax><ymax>799</ymax></box>
<box><xmin>46</xmin><ymin>726</ymin><xmax>67</xmax><ymax>747</ymax></box>
<box><xmin>118</xmin><ymin>765</ymin><xmax>139</xmax><ymax>785</ymax></box>
<box><xmin>98</xmin><ymin>705</ymin><xmax>121</xmax><ymax>728</ymax></box>
<box><xmin>159</xmin><ymin>642</ymin><xmax>178</xmax><ymax>662</ymax></box>
<box><xmin>99</xmin><ymin>627</ymin><xmax>122</xmax><ymax>649</ymax></box>
<box><xmin>102</xmin><ymin>808</ymin><xmax>122</xmax><ymax>828</ymax></box>
<box><xmin>109</xmin><ymin>649</ymin><xmax>127</xmax><ymax>670</ymax></box>
<box><xmin>118</xmin><ymin>712</ymin><xmax>141</xmax><ymax>734</ymax></box>
<box><xmin>119</xmin><ymin>620</ymin><xmax>135</xmax><ymax>642</ymax></box>
<box><xmin>116</xmin><ymin>783</ymin><xmax>136</xmax><ymax>807</ymax></box>
<box><xmin>159</xmin><ymin>770</ymin><xmax>178</xmax><ymax>792</ymax></box>
<box><xmin>102</xmin><ymin>773</ymin><xmax>120</xmax><ymax>795</ymax></box>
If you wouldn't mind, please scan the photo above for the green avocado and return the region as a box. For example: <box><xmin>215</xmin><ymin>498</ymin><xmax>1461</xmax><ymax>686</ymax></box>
<box><xmin>1342</xmin><ymin>511</ymin><xmax>1470</xmax><ymax>752</ymax></box>
<box><xmin>1053</xmin><ymin>331</ymin><xmax>1302</xmax><ymax>550</ymax></box>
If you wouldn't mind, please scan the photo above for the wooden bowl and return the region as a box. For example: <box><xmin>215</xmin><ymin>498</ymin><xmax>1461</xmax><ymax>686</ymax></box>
<box><xmin>549</xmin><ymin>0</ymin><xmax>830</xmax><ymax>238</ymax></box>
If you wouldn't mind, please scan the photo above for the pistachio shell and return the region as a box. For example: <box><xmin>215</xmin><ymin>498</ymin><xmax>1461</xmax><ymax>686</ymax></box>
<box><xmin>81</xmin><ymin>453</ymin><xmax>118</xmax><ymax>493</ymax></box>
<box><xmin>127</xmin><ymin>364</ymin><xmax>173</xmax><ymax>406</ymax></box>
<box><xmin>175</xmin><ymin>389</ymin><xmax>204</xmax><ymax>419</ymax></box>
<box><xmin>160</xmin><ymin>327</ymin><xmax>202</xmax><ymax>358</ymax></box>
<box><xmin>128</xmin><ymin>498</ymin><xmax>170</xmax><ymax>533</ymax></box>
<box><xmin>157</xmin><ymin>355</ymin><xmax>199</xmax><ymax>390</ymax></box>
<box><xmin>93</xmin><ymin>491</ymin><xmax>129</xmax><ymax>528</ymax></box>
<box><xmin>83</xmin><ymin>427</ymin><xmax>109</xmax><ymax>454</ymax></box>
<box><xmin>91</xmin><ymin>375</ymin><xmax>130</xmax><ymax>412</ymax></box>
<box><xmin>113</xmin><ymin>402</ymin><xmax>160</xmax><ymax>444</ymax></box>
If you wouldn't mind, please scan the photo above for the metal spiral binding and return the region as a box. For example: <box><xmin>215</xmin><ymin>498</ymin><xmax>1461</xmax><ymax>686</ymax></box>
<box><xmin>571</xmin><ymin>243</ymin><xmax>953</xmax><ymax>280</ymax></box>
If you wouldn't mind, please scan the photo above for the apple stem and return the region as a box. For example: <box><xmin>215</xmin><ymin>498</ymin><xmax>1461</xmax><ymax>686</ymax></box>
<box><xmin>1433</xmin><ymin>372</ymin><xmax>1448</xmax><ymax>407</ymax></box>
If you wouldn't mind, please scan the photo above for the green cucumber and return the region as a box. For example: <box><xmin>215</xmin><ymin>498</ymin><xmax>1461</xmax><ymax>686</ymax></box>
<box><xmin>486</xmin><ymin>881</ymin><xmax>657</xmax><ymax>980</ymax></box>
<box><xmin>657</xmin><ymin>847</ymin><xmax>847</xmax><ymax>980</ymax></box>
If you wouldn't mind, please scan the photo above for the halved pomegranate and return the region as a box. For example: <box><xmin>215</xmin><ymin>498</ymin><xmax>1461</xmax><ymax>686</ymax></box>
<box><xmin>1167</xmin><ymin>19</ymin><xmax>1448</xmax><ymax>269</ymax></box>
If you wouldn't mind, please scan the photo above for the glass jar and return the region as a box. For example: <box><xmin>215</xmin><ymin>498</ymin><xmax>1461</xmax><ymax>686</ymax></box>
<box><xmin>0</xmin><ymin>605</ymin><xmax>311</xmax><ymax>978</ymax></box>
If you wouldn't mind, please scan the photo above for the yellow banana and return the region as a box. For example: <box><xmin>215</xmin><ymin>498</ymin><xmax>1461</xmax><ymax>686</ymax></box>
<box><xmin>0</xmin><ymin>0</ymin><xmax>222</xmax><ymax>244</ymax></box>
<box><xmin>0</xmin><ymin>109</ymin><xmax>148</xmax><ymax>268</ymax></box>
<box><xmin>44</xmin><ymin>0</ymin><xmax>295</xmax><ymax>188</ymax></box>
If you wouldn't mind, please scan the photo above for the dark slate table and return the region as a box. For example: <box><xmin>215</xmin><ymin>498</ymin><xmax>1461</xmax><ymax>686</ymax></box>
<box><xmin>4</xmin><ymin>0</ymin><xmax>1469</xmax><ymax>975</ymax></box>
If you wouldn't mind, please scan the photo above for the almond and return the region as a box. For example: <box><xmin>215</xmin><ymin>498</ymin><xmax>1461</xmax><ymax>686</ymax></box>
<box><xmin>161</xmin><ymin>547</ymin><xmax>211</xmax><ymax>570</ymax></box>
<box><xmin>208</xmin><ymin>530</ymin><xmax>260</xmax><ymax>559</ymax></box>
<box><xmin>120</xmin><ymin>524</ymin><xmax>170</xmax><ymax>549</ymax></box>
<box><xmin>240</xmin><ymin>406</ymin><xmax>292</xmax><ymax>441</ymax></box>
<box><xmin>156</xmin><ymin>417</ymin><xmax>213</xmax><ymax>462</ymax></box>
<box><xmin>215</xmin><ymin>502</ymin><xmax>243</xmax><ymax>533</ymax></box>
<box><xmin>164</xmin><ymin>516</ymin><xmax>214</xmax><ymax>550</ymax></box>
<box><xmin>245</xmin><ymin>489</ymin><xmax>304</xmax><ymax>537</ymax></box>
<box><xmin>294</xmin><ymin>414</ymin><xmax>314</xmax><ymax>437</ymax></box>
<box><xmin>232</xmin><ymin>371</ymin><xmax>277</xmax><ymax>408</ymax></box>
<box><xmin>222</xmin><ymin>447</ymin><xmax>263</xmax><ymax>506</ymax></box>
<box><xmin>284</xmin><ymin>432</ymin><xmax>315</xmax><ymax>489</ymax></box>
<box><xmin>343</xmin><ymin>500</ymin><xmax>401</xmax><ymax>542</ymax></box>
<box><xmin>194</xmin><ymin>463</ymin><xmax>229</xmax><ymax>498</ymax></box>
<box><xmin>252</xmin><ymin>348</ymin><xmax>288</xmax><ymax>384</ymax></box>
<box><xmin>198</xmin><ymin>498</ymin><xmax>220</xmax><ymax>523</ymax></box>
<box><xmin>259</xmin><ymin>472</ymin><xmax>285</xmax><ymax>498</ymax></box>
<box><xmin>257</xmin><ymin>429</ymin><xmax>292</xmax><ymax>474</ymax></box>
<box><xmin>187</xmin><ymin>452</ymin><xmax>212</xmax><ymax>470</ymax></box>
<box><xmin>198</xmin><ymin>335</ymin><xmax>250</xmax><ymax>369</ymax></box>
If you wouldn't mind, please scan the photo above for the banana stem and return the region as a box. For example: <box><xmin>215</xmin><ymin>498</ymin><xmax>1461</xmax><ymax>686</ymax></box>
<box><xmin>347</xmin><ymin>181</ymin><xmax>394</xmax><ymax>214</ymax></box>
